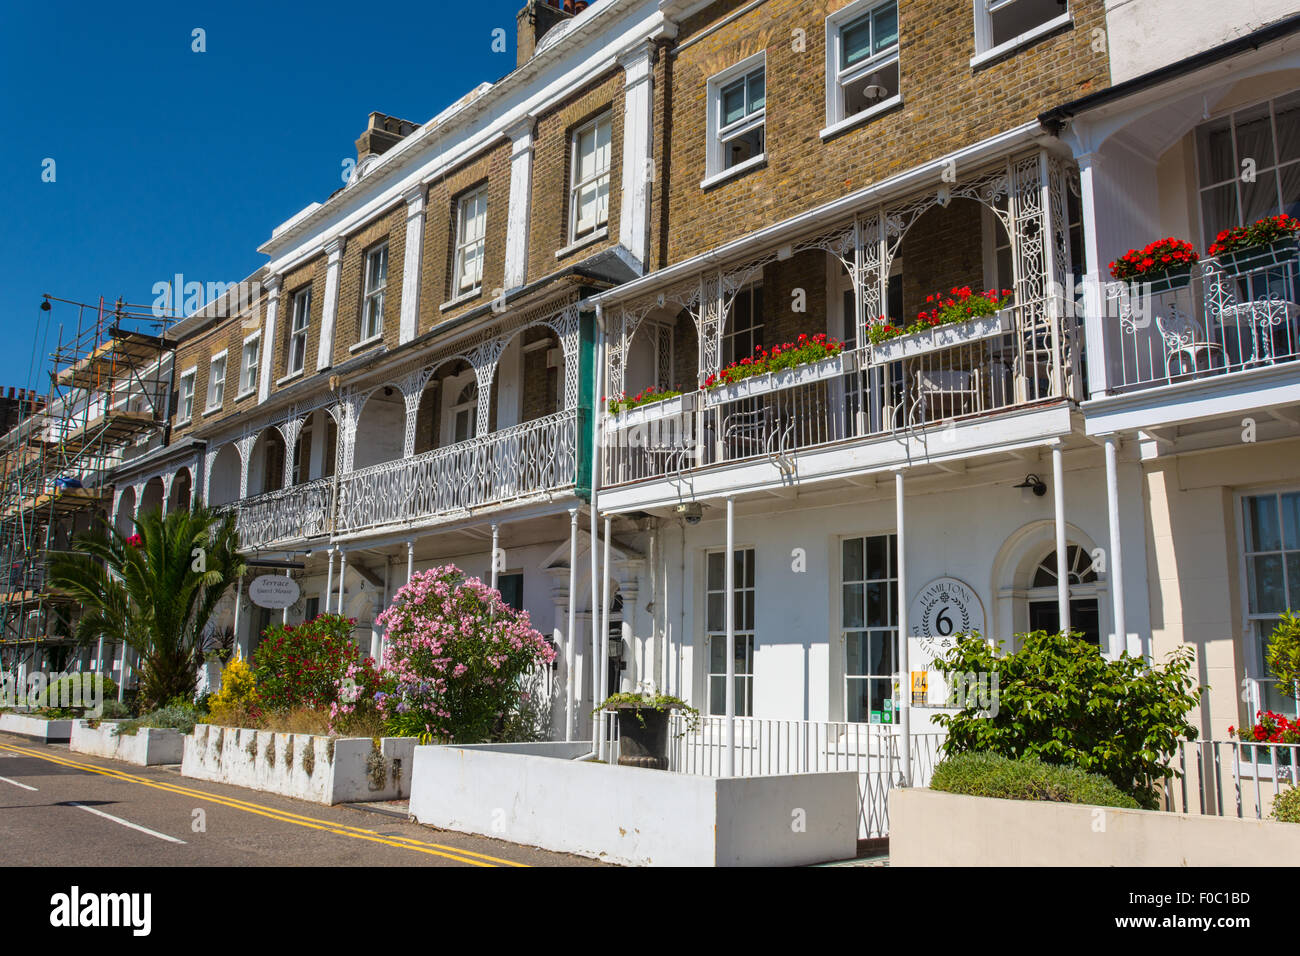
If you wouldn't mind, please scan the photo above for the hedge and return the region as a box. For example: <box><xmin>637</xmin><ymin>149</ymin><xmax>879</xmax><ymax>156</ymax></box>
<box><xmin>929</xmin><ymin>752</ymin><xmax>1142</xmax><ymax>809</ymax></box>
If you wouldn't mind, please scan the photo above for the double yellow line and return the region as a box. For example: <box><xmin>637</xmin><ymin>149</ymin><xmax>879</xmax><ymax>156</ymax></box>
<box><xmin>0</xmin><ymin>741</ymin><xmax>526</xmax><ymax>867</ymax></box>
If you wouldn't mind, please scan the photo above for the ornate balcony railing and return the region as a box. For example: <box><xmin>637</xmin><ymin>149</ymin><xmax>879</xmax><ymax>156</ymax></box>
<box><xmin>225</xmin><ymin>476</ymin><xmax>332</xmax><ymax>551</ymax></box>
<box><xmin>1105</xmin><ymin>242</ymin><xmax>1300</xmax><ymax>394</ymax></box>
<box><xmin>334</xmin><ymin>408</ymin><xmax>579</xmax><ymax>534</ymax></box>
<box><xmin>602</xmin><ymin>304</ymin><xmax>1082</xmax><ymax>486</ymax></box>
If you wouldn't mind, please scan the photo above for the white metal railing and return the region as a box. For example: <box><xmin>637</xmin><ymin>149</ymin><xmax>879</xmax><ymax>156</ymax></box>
<box><xmin>225</xmin><ymin>476</ymin><xmax>333</xmax><ymax>550</ymax></box>
<box><xmin>1107</xmin><ymin>243</ymin><xmax>1300</xmax><ymax>393</ymax></box>
<box><xmin>1166</xmin><ymin>739</ymin><xmax>1300</xmax><ymax>821</ymax></box>
<box><xmin>602</xmin><ymin>304</ymin><xmax>1080</xmax><ymax>486</ymax></box>
<box><xmin>599</xmin><ymin>711</ymin><xmax>944</xmax><ymax>839</ymax></box>
<box><xmin>335</xmin><ymin>408</ymin><xmax>578</xmax><ymax>534</ymax></box>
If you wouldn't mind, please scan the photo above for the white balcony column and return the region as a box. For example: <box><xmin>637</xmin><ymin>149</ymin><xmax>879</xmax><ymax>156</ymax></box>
<box><xmin>1075</xmin><ymin>151</ymin><xmax>1112</xmax><ymax>398</ymax></box>
<box><xmin>1052</xmin><ymin>442</ymin><xmax>1071</xmax><ymax>633</ymax></box>
<box><xmin>617</xmin><ymin>42</ymin><xmax>656</xmax><ymax>271</ymax></box>
<box><xmin>324</xmin><ymin>547</ymin><xmax>336</xmax><ymax>613</ymax></box>
<box><xmin>599</xmin><ymin>513</ymin><xmax>613</xmax><ymax>758</ymax></box>
<box><xmin>503</xmin><ymin>117</ymin><xmax>535</xmax><ymax>292</ymax></box>
<box><xmin>565</xmin><ymin>507</ymin><xmax>579</xmax><ymax>742</ymax></box>
<box><xmin>399</xmin><ymin>187</ymin><xmax>426</xmax><ymax>345</ymax></box>
<box><xmin>316</xmin><ymin>237</ymin><xmax>347</xmax><ymax>371</ymax></box>
<box><xmin>894</xmin><ymin>469</ymin><xmax>911</xmax><ymax>787</ymax></box>
<box><xmin>282</xmin><ymin>567</ymin><xmax>292</xmax><ymax>625</ymax></box>
<box><xmin>336</xmin><ymin>549</ymin><xmax>348</xmax><ymax>615</ymax></box>
<box><xmin>232</xmin><ymin>573</ymin><xmax>245</xmax><ymax>661</ymax></box>
<box><xmin>1103</xmin><ymin>434</ymin><xmax>1129</xmax><ymax>658</ymax></box>
<box><xmin>259</xmin><ymin>275</ymin><xmax>282</xmax><ymax>404</ymax></box>
<box><xmin>406</xmin><ymin>540</ymin><xmax>414</xmax><ymax>585</ymax></box>
<box><xmin>490</xmin><ymin>523</ymin><xmax>500</xmax><ymax>592</ymax></box>
<box><xmin>725</xmin><ymin>495</ymin><xmax>736</xmax><ymax>778</ymax></box>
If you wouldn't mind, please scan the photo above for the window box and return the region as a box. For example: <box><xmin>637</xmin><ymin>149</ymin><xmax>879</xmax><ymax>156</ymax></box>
<box><xmin>703</xmin><ymin>349</ymin><xmax>859</xmax><ymax>407</ymax></box>
<box><xmin>1209</xmin><ymin>238</ymin><xmax>1300</xmax><ymax>275</ymax></box>
<box><xmin>869</xmin><ymin>309</ymin><xmax>1013</xmax><ymax>364</ymax></box>
<box><xmin>607</xmin><ymin>389</ymin><xmax>696</xmax><ymax>429</ymax></box>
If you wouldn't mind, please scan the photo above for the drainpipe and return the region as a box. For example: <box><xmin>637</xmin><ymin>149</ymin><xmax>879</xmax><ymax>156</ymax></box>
<box><xmin>895</xmin><ymin>468</ymin><xmax>911</xmax><ymax>788</ymax></box>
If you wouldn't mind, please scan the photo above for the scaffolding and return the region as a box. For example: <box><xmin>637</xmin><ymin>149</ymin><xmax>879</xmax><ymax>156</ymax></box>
<box><xmin>0</xmin><ymin>295</ymin><xmax>176</xmax><ymax>676</ymax></box>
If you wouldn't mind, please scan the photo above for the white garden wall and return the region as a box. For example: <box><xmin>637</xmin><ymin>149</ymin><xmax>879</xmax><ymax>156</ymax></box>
<box><xmin>70</xmin><ymin>721</ymin><xmax>184</xmax><ymax>765</ymax></box>
<box><xmin>408</xmin><ymin>743</ymin><xmax>859</xmax><ymax>866</ymax></box>
<box><xmin>181</xmin><ymin>724</ymin><xmax>417</xmax><ymax>805</ymax></box>
<box><xmin>0</xmin><ymin>712</ymin><xmax>73</xmax><ymax>742</ymax></box>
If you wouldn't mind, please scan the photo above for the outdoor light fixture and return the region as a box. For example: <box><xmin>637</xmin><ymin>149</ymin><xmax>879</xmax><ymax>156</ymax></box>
<box><xmin>861</xmin><ymin>73</ymin><xmax>888</xmax><ymax>103</ymax></box>
<box><xmin>675</xmin><ymin>501</ymin><xmax>703</xmax><ymax>524</ymax></box>
<box><xmin>1014</xmin><ymin>474</ymin><xmax>1047</xmax><ymax>501</ymax></box>
<box><xmin>607</xmin><ymin>635</ymin><xmax>624</xmax><ymax>659</ymax></box>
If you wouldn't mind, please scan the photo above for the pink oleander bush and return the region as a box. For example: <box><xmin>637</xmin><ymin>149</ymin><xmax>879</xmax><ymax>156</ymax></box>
<box><xmin>359</xmin><ymin>564</ymin><xmax>556</xmax><ymax>743</ymax></box>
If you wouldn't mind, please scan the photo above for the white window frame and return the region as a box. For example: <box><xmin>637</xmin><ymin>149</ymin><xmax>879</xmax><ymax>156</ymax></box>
<box><xmin>360</xmin><ymin>243</ymin><xmax>388</xmax><ymax>343</ymax></box>
<box><xmin>453</xmin><ymin>187</ymin><xmax>488</xmax><ymax>297</ymax></box>
<box><xmin>205</xmin><ymin>351</ymin><xmax>227</xmax><ymax>413</ymax></box>
<box><xmin>238</xmin><ymin>331</ymin><xmax>260</xmax><ymax>399</ymax></box>
<box><xmin>822</xmin><ymin>0</ymin><xmax>902</xmax><ymax>140</ymax></box>
<box><xmin>702</xmin><ymin>53</ymin><xmax>766</xmax><ymax>188</ymax></box>
<box><xmin>840</xmin><ymin>533</ymin><xmax>899</xmax><ymax>725</ymax></box>
<box><xmin>286</xmin><ymin>287</ymin><xmax>311</xmax><ymax>377</ymax></box>
<box><xmin>1237</xmin><ymin>487</ymin><xmax>1300</xmax><ymax>719</ymax></box>
<box><xmin>971</xmin><ymin>0</ymin><xmax>1072</xmax><ymax>69</ymax></box>
<box><xmin>177</xmin><ymin>367</ymin><xmax>196</xmax><ymax>424</ymax></box>
<box><xmin>704</xmin><ymin>547</ymin><xmax>756</xmax><ymax>718</ymax></box>
<box><xmin>568</xmin><ymin>113</ymin><xmax>613</xmax><ymax>244</ymax></box>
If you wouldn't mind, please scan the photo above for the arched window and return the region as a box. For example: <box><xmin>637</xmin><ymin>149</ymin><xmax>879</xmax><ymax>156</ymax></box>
<box><xmin>1026</xmin><ymin>544</ymin><xmax>1101</xmax><ymax>645</ymax></box>
<box><xmin>448</xmin><ymin>380</ymin><xmax>478</xmax><ymax>444</ymax></box>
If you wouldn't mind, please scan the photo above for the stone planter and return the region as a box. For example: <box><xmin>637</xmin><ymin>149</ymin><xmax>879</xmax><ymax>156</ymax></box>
<box><xmin>703</xmin><ymin>350</ymin><xmax>857</xmax><ymax>407</ymax></box>
<box><xmin>70</xmin><ymin>720</ymin><xmax>184</xmax><ymax>765</ymax></box>
<box><xmin>0</xmin><ymin>712</ymin><xmax>74</xmax><ymax>742</ymax></box>
<box><xmin>869</xmin><ymin>309</ymin><xmax>1012</xmax><ymax>364</ymax></box>
<box><xmin>614</xmin><ymin>706</ymin><xmax>670</xmax><ymax>770</ymax></box>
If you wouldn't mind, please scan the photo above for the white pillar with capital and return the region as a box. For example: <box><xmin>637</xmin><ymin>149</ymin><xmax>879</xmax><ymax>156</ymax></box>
<box><xmin>503</xmin><ymin>117</ymin><xmax>535</xmax><ymax>292</ymax></box>
<box><xmin>1052</xmin><ymin>442</ymin><xmax>1071</xmax><ymax>634</ymax></box>
<box><xmin>1075</xmin><ymin>151</ymin><xmax>1112</xmax><ymax>398</ymax></box>
<box><xmin>1103</xmin><ymin>434</ymin><xmax>1128</xmax><ymax>657</ymax></box>
<box><xmin>316</xmin><ymin>236</ymin><xmax>347</xmax><ymax>371</ymax></box>
<box><xmin>259</xmin><ymin>274</ymin><xmax>282</xmax><ymax>404</ymax></box>
<box><xmin>399</xmin><ymin>187</ymin><xmax>426</xmax><ymax>344</ymax></box>
<box><xmin>617</xmin><ymin>42</ymin><xmax>656</xmax><ymax>271</ymax></box>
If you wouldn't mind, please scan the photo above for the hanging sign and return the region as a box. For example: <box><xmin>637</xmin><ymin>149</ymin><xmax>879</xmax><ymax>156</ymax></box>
<box><xmin>249</xmin><ymin>574</ymin><xmax>300</xmax><ymax>610</ymax></box>
<box><xmin>907</xmin><ymin>577</ymin><xmax>985</xmax><ymax>708</ymax></box>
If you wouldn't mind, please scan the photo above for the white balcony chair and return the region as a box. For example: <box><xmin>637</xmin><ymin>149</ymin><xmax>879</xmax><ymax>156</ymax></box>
<box><xmin>1156</xmin><ymin>305</ymin><xmax>1226</xmax><ymax>379</ymax></box>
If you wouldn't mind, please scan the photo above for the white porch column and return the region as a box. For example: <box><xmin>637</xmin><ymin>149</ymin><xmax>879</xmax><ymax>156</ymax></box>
<box><xmin>503</xmin><ymin>117</ymin><xmax>535</xmax><ymax>292</ymax></box>
<box><xmin>725</xmin><ymin>495</ymin><xmax>736</xmax><ymax>778</ymax></box>
<box><xmin>282</xmin><ymin>567</ymin><xmax>292</xmax><ymax>625</ymax></box>
<box><xmin>589</xmin><ymin>505</ymin><xmax>600</xmax><ymax>744</ymax></box>
<box><xmin>566</xmin><ymin>507</ymin><xmax>579</xmax><ymax>742</ymax></box>
<box><xmin>895</xmin><ymin>470</ymin><xmax>911</xmax><ymax>787</ymax></box>
<box><xmin>336</xmin><ymin>549</ymin><xmax>347</xmax><ymax>615</ymax></box>
<box><xmin>259</xmin><ymin>275</ymin><xmax>282</xmax><ymax>404</ymax></box>
<box><xmin>600</xmin><ymin>514</ymin><xmax>613</xmax><ymax>756</ymax></box>
<box><xmin>490</xmin><ymin>523</ymin><xmax>500</xmax><ymax>591</ymax></box>
<box><xmin>324</xmin><ymin>547</ymin><xmax>336</xmax><ymax>614</ymax></box>
<box><xmin>617</xmin><ymin>42</ymin><xmax>655</xmax><ymax>270</ymax></box>
<box><xmin>1103</xmin><ymin>434</ymin><xmax>1129</xmax><ymax>658</ymax></box>
<box><xmin>399</xmin><ymin>187</ymin><xmax>426</xmax><ymax>344</ymax></box>
<box><xmin>406</xmin><ymin>540</ymin><xmax>414</xmax><ymax>584</ymax></box>
<box><xmin>1075</xmin><ymin>151</ymin><xmax>1113</xmax><ymax>398</ymax></box>
<box><xmin>232</xmin><ymin>574</ymin><xmax>245</xmax><ymax>660</ymax></box>
<box><xmin>1052</xmin><ymin>442</ymin><xmax>1071</xmax><ymax>633</ymax></box>
<box><xmin>316</xmin><ymin>237</ymin><xmax>347</xmax><ymax>371</ymax></box>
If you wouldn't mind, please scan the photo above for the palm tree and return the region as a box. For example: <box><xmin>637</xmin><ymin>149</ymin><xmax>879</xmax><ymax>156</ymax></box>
<box><xmin>48</xmin><ymin>503</ymin><xmax>245</xmax><ymax>710</ymax></box>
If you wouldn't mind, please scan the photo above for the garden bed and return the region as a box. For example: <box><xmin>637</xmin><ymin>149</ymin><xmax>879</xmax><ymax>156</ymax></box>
<box><xmin>70</xmin><ymin>720</ymin><xmax>183</xmax><ymax>766</ymax></box>
<box><xmin>890</xmin><ymin>788</ymin><xmax>1300</xmax><ymax>865</ymax></box>
<box><xmin>0</xmin><ymin>712</ymin><xmax>74</xmax><ymax>743</ymax></box>
<box><xmin>181</xmin><ymin>724</ymin><xmax>417</xmax><ymax>805</ymax></box>
<box><xmin>407</xmin><ymin>742</ymin><xmax>859</xmax><ymax>866</ymax></box>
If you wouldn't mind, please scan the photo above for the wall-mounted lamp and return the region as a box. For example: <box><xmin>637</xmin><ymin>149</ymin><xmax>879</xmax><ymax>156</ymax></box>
<box><xmin>1014</xmin><ymin>474</ymin><xmax>1047</xmax><ymax>502</ymax></box>
<box><xmin>607</xmin><ymin>635</ymin><xmax>625</xmax><ymax>659</ymax></box>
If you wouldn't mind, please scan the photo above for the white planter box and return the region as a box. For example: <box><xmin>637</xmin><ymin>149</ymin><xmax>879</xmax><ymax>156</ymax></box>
<box><xmin>869</xmin><ymin>309</ymin><xmax>1012</xmax><ymax>364</ymax></box>
<box><xmin>180</xmin><ymin>724</ymin><xmax>417</xmax><ymax>805</ymax></box>
<box><xmin>70</xmin><ymin>720</ymin><xmax>184</xmax><ymax>765</ymax></box>
<box><xmin>703</xmin><ymin>350</ymin><xmax>858</xmax><ymax>407</ymax></box>
<box><xmin>608</xmin><ymin>390</ymin><xmax>696</xmax><ymax>430</ymax></box>
<box><xmin>408</xmin><ymin>743</ymin><xmax>859</xmax><ymax>866</ymax></box>
<box><xmin>0</xmin><ymin>712</ymin><xmax>74</xmax><ymax>742</ymax></box>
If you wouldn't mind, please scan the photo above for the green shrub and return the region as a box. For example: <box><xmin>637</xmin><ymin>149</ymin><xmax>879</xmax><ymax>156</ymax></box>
<box><xmin>254</xmin><ymin>614</ymin><xmax>362</xmax><ymax>712</ymax></box>
<box><xmin>112</xmin><ymin>703</ymin><xmax>202</xmax><ymax>737</ymax></box>
<box><xmin>30</xmin><ymin>674</ymin><xmax>117</xmax><ymax>711</ymax></box>
<box><xmin>932</xmin><ymin>630</ymin><xmax>1201</xmax><ymax>809</ymax></box>
<box><xmin>1265</xmin><ymin>611</ymin><xmax>1300</xmax><ymax>698</ymax></box>
<box><xmin>930</xmin><ymin>752</ymin><xmax>1142</xmax><ymax>809</ymax></box>
<box><xmin>1272</xmin><ymin>786</ymin><xmax>1300</xmax><ymax>823</ymax></box>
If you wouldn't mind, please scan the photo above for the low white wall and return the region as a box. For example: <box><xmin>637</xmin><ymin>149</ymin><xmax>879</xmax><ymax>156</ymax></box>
<box><xmin>70</xmin><ymin>721</ymin><xmax>184</xmax><ymax>765</ymax></box>
<box><xmin>891</xmin><ymin>788</ymin><xmax>1300</xmax><ymax>866</ymax></box>
<box><xmin>409</xmin><ymin>744</ymin><xmax>858</xmax><ymax>866</ymax></box>
<box><xmin>0</xmin><ymin>712</ymin><xmax>74</xmax><ymax>742</ymax></box>
<box><xmin>181</xmin><ymin>724</ymin><xmax>417</xmax><ymax>805</ymax></box>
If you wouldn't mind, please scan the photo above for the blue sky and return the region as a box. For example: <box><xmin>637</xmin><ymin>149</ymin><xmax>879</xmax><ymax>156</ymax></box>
<box><xmin>0</xmin><ymin>0</ymin><xmax>525</xmax><ymax>392</ymax></box>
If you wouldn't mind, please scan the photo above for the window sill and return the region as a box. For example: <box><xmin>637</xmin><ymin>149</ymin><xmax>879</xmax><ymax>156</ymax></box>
<box><xmin>555</xmin><ymin>226</ymin><xmax>609</xmax><ymax>260</ymax></box>
<box><xmin>700</xmin><ymin>153</ymin><xmax>766</xmax><ymax>191</ymax></box>
<box><xmin>202</xmin><ymin>405</ymin><xmax>224</xmax><ymax>418</ymax></box>
<box><xmin>349</xmin><ymin>335</ymin><xmax>384</xmax><ymax>354</ymax></box>
<box><xmin>174</xmin><ymin>417</ymin><xmax>192</xmax><ymax>429</ymax></box>
<box><xmin>235</xmin><ymin>388</ymin><xmax>256</xmax><ymax>402</ymax></box>
<box><xmin>440</xmin><ymin>288</ymin><xmax>482</xmax><ymax>312</ymax></box>
<box><xmin>819</xmin><ymin>95</ymin><xmax>904</xmax><ymax>141</ymax></box>
<box><xmin>275</xmin><ymin>368</ymin><xmax>305</xmax><ymax>387</ymax></box>
<box><xmin>970</xmin><ymin>13</ymin><xmax>1073</xmax><ymax>70</ymax></box>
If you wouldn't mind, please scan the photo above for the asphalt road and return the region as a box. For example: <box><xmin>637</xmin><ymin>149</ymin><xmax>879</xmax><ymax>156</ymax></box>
<box><xmin>0</xmin><ymin>731</ymin><xmax>603</xmax><ymax>867</ymax></box>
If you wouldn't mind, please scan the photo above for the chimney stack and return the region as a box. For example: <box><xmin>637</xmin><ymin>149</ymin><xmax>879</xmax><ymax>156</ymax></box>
<box><xmin>517</xmin><ymin>0</ymin><xmax>574</xmax><ymax>69</ymax></box>
<box><xmin>355</xmin><ymin>112</ymin><xmax>421</xmax><ymax>164</ymax></box>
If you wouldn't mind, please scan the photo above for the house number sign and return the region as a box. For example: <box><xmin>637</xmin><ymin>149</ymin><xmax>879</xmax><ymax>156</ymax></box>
<box><xmin>908</xmin><ymin>577</ymin><xmax>984</xmax><ymax>641</ymax></box>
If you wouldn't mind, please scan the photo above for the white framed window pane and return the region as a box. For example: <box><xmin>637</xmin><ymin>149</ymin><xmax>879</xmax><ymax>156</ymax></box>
<box><xmin>241</xmin><ymin>341</ymin><xmax>258</xmax><ymax>392</ymax></box>
<box><xmin>872</xmin><ymin>2</ymin><xmax>897</xmax><ymax>53</ymax></box>
<box><xmin>721</xmin><ymin>79</ymin><xmax>747</xmax><ymax>126</ymax></box>
<box><xmin>990</xmin><ymin>0</ymin><xmax>1065</xmax><ymax>48</ymax></box>
<box><xmin>746</xmin><ymin>70</ymin><xmax>765</xmax><ymax>113</ymax></box>
<box><xmin>841</xmin><ymin>13</ymin><xmax>874</xmax><ymax>68</ymax></box>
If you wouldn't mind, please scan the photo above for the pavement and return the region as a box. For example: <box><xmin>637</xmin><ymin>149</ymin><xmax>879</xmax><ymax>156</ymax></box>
<box><xmin>0</xmin><ymin>731</ymin><xmax>605</xmax><ymax>867</ymax></box>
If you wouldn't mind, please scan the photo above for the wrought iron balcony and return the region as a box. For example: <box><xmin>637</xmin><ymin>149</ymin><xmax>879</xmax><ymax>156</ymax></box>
<box><xmin>226</xmin><ymin>476</ymin><xmax>333</xmax><ymax>551</ymax></box>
